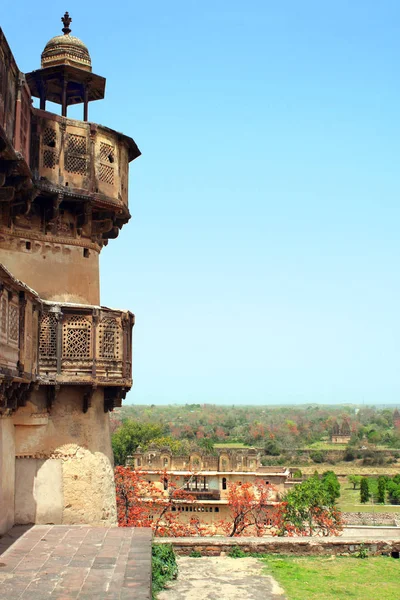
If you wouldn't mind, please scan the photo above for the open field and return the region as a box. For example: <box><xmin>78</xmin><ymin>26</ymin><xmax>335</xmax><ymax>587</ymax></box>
<box><xmin>307</xmin><ymin>441</ymin><xmax>348</xmax><ymax>450</ymax></box>
<box><xmin>338</xmin><ymin>478</ymin><xmax>400</xmax><ymax>513</ymax></box>
<box><xmin>261</xmin><ymin>555</ymin><xmax>400</xmax><ymax>600</ymax></box>
<box><xmin>294</xmin><ymin>463</ymin><xmax>400</xmax><ymax>476</ymax></box>
<box><xmin>214</xmin><ymin>443</ymin><xmax>250</xmax><ymax>448</ymax></box>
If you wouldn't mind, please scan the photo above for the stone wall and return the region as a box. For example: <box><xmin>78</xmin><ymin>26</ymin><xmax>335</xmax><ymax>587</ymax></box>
<box><xmin>0</xmin><ymin>418</ymin><xmax>15</xmax><ymax>534</ymax></box>
<box><xmin>13</xmin><ymin>386</ymin><xmax>117</xmax><ymax>526</ymax></box>
<box><xmin>156</xmin><ymin>536</ymin><xmax>400</xmax><ymax>557</ymax></box>
<box><xmin>342</xmin><ymin>512</ymin><xmax>400</xmax><ymax>526</ymax></box>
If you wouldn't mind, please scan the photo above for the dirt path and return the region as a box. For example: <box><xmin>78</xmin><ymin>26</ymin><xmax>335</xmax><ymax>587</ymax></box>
<box><xmin>158</xmin><ymin>556</ymin><xmax>286</xmax><ymax>600</ymax></box>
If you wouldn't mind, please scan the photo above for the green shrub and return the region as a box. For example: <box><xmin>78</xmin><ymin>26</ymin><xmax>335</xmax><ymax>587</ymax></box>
<box><xmin>356</xmin><ymin>544</ymin><xmax>369</xmax><ymax>559</ymax></box>
<box><xmin>189</xmin><ymin>550</ymin><xmax>202</xmax><ymax>558</ymax></box>
<box><xmin>152</xmin><ymin>544</ymin><xmax>178</xmax><ymax>599</ymax></box>
<box><xmin>227</xmin><ymin>545</ymin><xmax>247</xmax><ymax>558</ymax></box>
<box><xmin>310</xmin><ymin>450</ymin><xmax>325</xmax><ymax>463</ymax></box>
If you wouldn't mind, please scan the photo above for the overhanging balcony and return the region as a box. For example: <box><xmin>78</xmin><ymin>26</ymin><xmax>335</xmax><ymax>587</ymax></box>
<box><xmin>38</xmin><ymin>301</ymin><xmax>134</xmax><ymax>391</ymax></box>
<box><xmin>185</xmin><ymin>490</ymin><xmax>221</xmax><ymax>501</ymax></box>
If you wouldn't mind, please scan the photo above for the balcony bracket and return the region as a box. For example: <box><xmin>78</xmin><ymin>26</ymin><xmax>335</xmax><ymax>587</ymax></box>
<box><xmin>83</xmin><ymin>385</ymin><xmax>96</xmax><ymax>413</ymax></box>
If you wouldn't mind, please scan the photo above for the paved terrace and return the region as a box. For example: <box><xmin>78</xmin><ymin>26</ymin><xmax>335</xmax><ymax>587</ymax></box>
<box><xmin>0</xmin><ymin>525</ymin><xmax>152</xmax><ymax>599</ymax></box>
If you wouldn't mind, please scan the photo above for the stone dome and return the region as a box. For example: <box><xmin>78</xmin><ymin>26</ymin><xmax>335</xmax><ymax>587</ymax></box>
<box><xmin>41</xmin><ymin>33</ymin><xmax>92</xmax><ymax>72</ymax></box>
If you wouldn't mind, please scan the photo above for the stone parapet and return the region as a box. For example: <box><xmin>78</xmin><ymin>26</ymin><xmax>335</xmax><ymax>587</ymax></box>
<box><xmin>342</xmin><ymin>511</ymin><xmax>400</xmax><ymax>526</ymax></box>
<box><xmin>156</xmin><ymin>535</ymin><xmax>400</xmax><ymax>557</ymax></box>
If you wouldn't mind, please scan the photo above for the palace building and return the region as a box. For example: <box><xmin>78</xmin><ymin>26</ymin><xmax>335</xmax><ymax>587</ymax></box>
<box><xmin>127</xmin><ymin>446</ymin><xmax>292</xmax><ymax>532</ymax></box>
<box><xmin>0</xmin><ymin>14</ymin><xmax>140</xmax><ymax>534</ymax></box>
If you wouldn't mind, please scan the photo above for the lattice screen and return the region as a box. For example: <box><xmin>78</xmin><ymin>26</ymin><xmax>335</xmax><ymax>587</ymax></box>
<box><xmin>99</xmin><ymin>142</ymin><xmax>115</xmax><ymax>185</ymax></box>
<box><xmin>8</xmin><ymin>304</ymin><xmax>19</xmax><ymax>344</ymax></box>
<box><xmin>43</xmin><ymin>127</ymin><xmax>56</xmax><ymax>147</ymax></box>
<box><xmin>39</xmin><ymin>313</ymin><xmax>57</xmax><ymax>358</ymax></box>
<box><xmin>65</xmin><ymin>133</ymin><xmax>87</xmax><ymax>175</ymax></box>
<box><xmin>0</xmin><ymin>295</ymin><xmax>7</xmax><ymax>337</ymax></box>
<box><xmin>42</xmin><ymin>128</ymin><xmax>57</xmax><ymax>169</ymax></box>
<box><xmin>43</xmin><ymin>150</ymin><xmax>56</xmax><ymax>169</ymax></box>
<box><xmin>62</xmin><ymin>315</ymin><xmax>91</xmax><ymax>358</ymax></box>
<box><xmin>98</xmin><ymin>317</ymin><xmax>121</xmax><ymax>359</ymax></box>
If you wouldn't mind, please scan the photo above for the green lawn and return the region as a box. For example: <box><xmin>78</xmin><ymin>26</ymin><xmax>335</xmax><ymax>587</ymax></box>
<box><xmin>261</xmin><ymin>555</ymin><xmax>400</xmax><ymax>600</ymax></box>
<box><xmin>214</xmin><ymin>442</ymin><xmax>250</xmax><ymax>448</ymax></box>
<box><xmin>307</xmin><ymin>441</ymin><xmax>348</xmax><ymax>450</ymax></box>
<box><xmin>338</xmin><ymin>479</ymin><xmax>400</xmax><ymax>513</ymax></box>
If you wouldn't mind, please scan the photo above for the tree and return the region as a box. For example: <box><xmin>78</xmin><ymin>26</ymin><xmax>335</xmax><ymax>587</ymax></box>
<box><xmin>360</xmin><ymin>477</ymin><xmax>370</xmax><ymax>504</ymax></box>
<box><xmin>274</xmin><ymin>475</ymin><xmax>343</xmax><ymax>537</ymax></box>
<box><xmin>321</xmin><ymin>471</ymin><xmax>340</xmax><ymax>504</ymax></box>
<box><xmin>377</xmin><ymin>477</ymin><xmax>386</xmax><ymax>504</ymax></box>
<box><xmin>115</xmin><ymin>466</ymin><xmax>212</xmax><ymax>536</ymax></box>
<box><xmin>348</xmin><ymin>475</ymin><xmax>361</xmax><ymax>490</ymax></box>
<box><xmin>264</xmin><ymin>439</ymin><xmax>281</xmax><ymax>456</ymax></box>
<box><xmin>220</xmin><ymin>481</ymin><xmax>276</xmax><ymax>537</ymax></box>
<box><xmin>112</xmin><ymin>421</ymin><xmax>164</xmax><ymax>465</ymax></box>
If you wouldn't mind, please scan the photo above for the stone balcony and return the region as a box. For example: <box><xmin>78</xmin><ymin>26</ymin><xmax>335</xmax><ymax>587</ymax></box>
<box><xmin>0</xmin><ymin>265</ymin><xmax>134</xmax><ymax>415</ymax></box>
<box><xmin>187</xmin><ymin>489</ymin><xmax>221</xmax><ymax>501</ymax></box>
<box><xmin>38</xmin><ymin>301</ymin><xmax>134</xmax><ymax>391</ymax></box>
<box><xmin>31</xmin><ymin>109</ymin><xmax>140</xmax><ymax>214</ymax></box>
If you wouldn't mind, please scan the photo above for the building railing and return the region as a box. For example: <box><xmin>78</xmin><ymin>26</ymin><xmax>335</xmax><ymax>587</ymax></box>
<box><xmin>38</xmin><ymin>302</ymin><xmax>134</xmax><ymax>386</ymax></box>
<box><xmin>187</xmin><ymin>490</ymin><xmax>221</xmax><ymax>501</ymax></box>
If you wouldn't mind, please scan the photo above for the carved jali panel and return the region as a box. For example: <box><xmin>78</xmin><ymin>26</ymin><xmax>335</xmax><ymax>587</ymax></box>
<box><xmin>62</xmin><ymin>315</ymin><xmax>91</xmax><ymax>359</ymax></box>
<box><xmin>98</xmin><ymin>317</ymin><xmax>121</xmax><ymax>360</ymax></box>
<box><xmin>39</xmin><ymin>313</ymin><xmax>57</xmax><ymax>359</ymax></box>
<box><xmin>99</xmin><ymin>142</ymin><xmax>115</xmax><ymax>185</ymax></box>
<box><xmin>42</xmin><ymin>127</ymin><xmax>57</xmax><ymax>169</ymax></box>
<box><xmin>65</xmin><ymin>133</ymin><xmax>87</xmax><ymax>175</ymax></box>
<box><xmin>8</xmin><ymin>303</ymin><xmax>19</xmax><ymax>345</ymax></box>
<box><xmin>0</xmin><ymin>294</ymin><xmax>7</xmax><ymax>339</ymax></box>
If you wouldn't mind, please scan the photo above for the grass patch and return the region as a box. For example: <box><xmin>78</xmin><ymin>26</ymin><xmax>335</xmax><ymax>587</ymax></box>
<box><xmin>260</xmin><ymin>555</ymin><xmax>400</xmax><ymax>600</ymax></box>
<box><xmin>307</xmin><ymin>441</ymin><xmax>348</xmax><ymax>450</ymax></box>
<box><xmin>214</xmin><ymin>442</ymin><xmax>250</xmax><ymax>448</ymax></box>
<box><xmin>152</xmin><ymin>544</ymin><xmax>178</xmax><ymax>599</ymax></box>
<box><xmin>338</xmin><ymin>479</ymin><xmax>400</xmax><ymax>513</ymax></box>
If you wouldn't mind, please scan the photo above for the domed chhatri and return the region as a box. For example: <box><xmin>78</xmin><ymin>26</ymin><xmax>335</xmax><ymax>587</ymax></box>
<box><xmin>41</xmin><ymin>12</ymin><xmax>92</xmax><ymax>72</ymax></box>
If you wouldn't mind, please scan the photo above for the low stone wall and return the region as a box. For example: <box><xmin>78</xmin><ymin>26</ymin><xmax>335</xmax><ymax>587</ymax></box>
<box><xmin>155</xmin><ymin>536</ymin><xmax>400</xmax><ymax>557</ymax></box>
<box><xmin>342</xmin><ymin>511</ymin><xmax>400</xmax><ymax>526</ymax></box>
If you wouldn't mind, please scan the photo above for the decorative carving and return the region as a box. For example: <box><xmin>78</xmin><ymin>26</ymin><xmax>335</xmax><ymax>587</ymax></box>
<box><xmin>99</xmin><ymin>142</ymin><xmax>114</xmax><ymax>185</ymax></box>
<box><xmin>104</xmin><ymin>386</ymin><xmax>126</xmax><ymax>412</ymax></box>
<box><xmin>65</xmin><ymin>133</ymin><xmax>87</xmax><ymax>175</ymax></box>
<box><xmin>46</xmin><ymin>384</ymin><xmax>60</xmax><ymax>411</ymax></box>
<box><xmin>61</xmin><ymin>12</ymin><xmax>72</xmax><ymax>35</ymax></box>
<box><xmin>42</xmin><ymin>127</ymin><xmax>57</xmax><ymax>169</ymax></box>
<box><xmin>8</xmin><ymin>303</ymin><xmax>19</xmax><ymax>345</ymax></box>
<box><xmin>0</xmin><ymin>380</ymin><xmax>33</xmax><ymax>414</ymax></box>
<box><xmin>62</xmin><ymin>315</ymin><xmax>91</xmax><ymax>358</ymax></box>
<box><xmin>99</xmin><ymin>317</ymin><xmax>121</xmax><ymax>360</ymax></box>
<box><xmin>0</xmin><ymin>227</ymin><xmax>101</xmax><ymax>252</ymax></box>
<box><xmin>0</xmin><ymin>293</ymin><xmax>7</xmax><ymax>337</ymax></box>
<box><xmin>39</xmin><ymin>313</ymin><xmax>57</xmax><ymax>359</ymax></box>
<box><xmin>83</xmin><ymin>385</ymin><xmax>96</xmax><ymax>413</ymax></box>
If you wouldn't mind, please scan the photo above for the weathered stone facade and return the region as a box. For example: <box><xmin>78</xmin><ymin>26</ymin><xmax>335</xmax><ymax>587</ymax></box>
<box><xmin>0</xmin><ymin>15</ymin><xmax>140</xmax><ymax>533</ymax></box>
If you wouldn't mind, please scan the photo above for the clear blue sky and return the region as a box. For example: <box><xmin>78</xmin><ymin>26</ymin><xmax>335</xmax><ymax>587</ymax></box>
<box><xmin>3</xmin><ymin>2</ymin><xmax>400</xmax><ymax>405</ymax></box>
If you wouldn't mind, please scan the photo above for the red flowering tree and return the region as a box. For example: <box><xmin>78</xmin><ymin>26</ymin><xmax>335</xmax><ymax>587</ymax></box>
<box><xmin>218</xmin><ymin>481</ymin><xmax>277</xmax><ymax>537</ymax></box>
<box><xmin>115</xmin><ymin>466</ymin><xmax>214</xmax><ymax>536</ymax></box>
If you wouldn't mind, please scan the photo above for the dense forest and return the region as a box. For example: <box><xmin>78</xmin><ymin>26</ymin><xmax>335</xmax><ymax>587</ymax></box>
<box><xmin>111</xmin><ymin>404</ymin><xmax>400</xmax><ymax>466</ymax></box>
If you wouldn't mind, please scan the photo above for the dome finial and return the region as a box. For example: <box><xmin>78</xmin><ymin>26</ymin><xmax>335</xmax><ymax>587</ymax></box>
<box><xmin>61</xmin><ymin>11</ymin><xmax>72</xmax><ymax>35</ymax></box>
